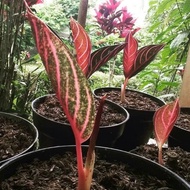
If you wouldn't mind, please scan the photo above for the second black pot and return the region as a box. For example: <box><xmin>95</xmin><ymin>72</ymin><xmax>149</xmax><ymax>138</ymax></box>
<box><xmin>168</xmin><ymin>108</ymin><xmax>190</xmax><ymax>152</ymax></box>
<box><xmin>0</xmin><ymin>112</ymin><xmax>38</xmax><ymax>165</ymax></box>
<box><xmin>93</xmin><ymin>87</ymin><xmax>165</xmax><ymax>151</ymax></box>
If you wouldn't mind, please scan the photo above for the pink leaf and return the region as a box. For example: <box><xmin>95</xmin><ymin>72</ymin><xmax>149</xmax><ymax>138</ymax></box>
<box><xmin>154</xmin><ymin>99</ymin><xmax>180</xmax><ymax>148</ymax></box>
<box><xmin>123</xmin><ymin>31</ymin><xmax>138</xmax><ymax>78</ymax></box>
<box><xmin>130</xmin><ymin>44</ymin><xmax>164</xmax><ymax>77</ymax></box>
<box><xmin>70</xmin><ymin>18</ymin><xmax>91</xmax><ymax>76</ymax></box>
<box><xmin>25</xmin><ymin>4</ymin><xmax>95</xmax><ymax>143</ymax></box>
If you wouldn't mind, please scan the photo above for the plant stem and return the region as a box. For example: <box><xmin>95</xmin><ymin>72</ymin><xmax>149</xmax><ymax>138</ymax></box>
<box><xmin>78</xmin><ymin>0</ymin><xmax>88</xmax><ymax>28</ymax></box>
<box><xmin>121</xmin><ymin>78</ymin><xmax>128</xmax><ymax>102</ymax></box>
<box><xmin>76</xmin><ymin>138</ymin><xmax>86</xmax><ymax>190</ymax></box>
<box><xmin>81</xmin><ymin>95</ymin><xmax>106</xmax><ymax>190</ymax></box>
<box><xmin>158</xmin><ymin>146</ymin><xmax>164</xmax><ymax>165</ymax></box>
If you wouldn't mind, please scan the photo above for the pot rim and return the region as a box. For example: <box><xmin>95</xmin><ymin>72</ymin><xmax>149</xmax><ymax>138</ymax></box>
<box><xmin>0</xmin><ymin>112</ymin><xmax>39</xmax><ymax>164</ymax></box>
<box><xmin>93</xmin><ymin>87</ymin><xmax>165</xmax><ymax>112</ymax></box>
<box><xmin>31</xmin><ymin>94</ymin><xmax>130</xmax><ymax>128</ymax></box>
<box><xmin>0</xmin><ymin>145</ymin><xmax>189</xmax><ymax>189</ymax></box>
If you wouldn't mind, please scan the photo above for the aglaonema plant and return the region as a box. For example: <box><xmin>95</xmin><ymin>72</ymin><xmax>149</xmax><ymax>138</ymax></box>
<box><xmin>24</xmin><ymin>2</ymin><xmax>107</xmax><ymax>190</ymax></box>
<box><xmin>70</xmin><ymin>17</ymin><xmax>164</xmax><ymax>102</ymax></box>
<box><xmin>69</xmin><ymin>17</ymin><xmax>126</xmax><ymax>79</ymax></box>
<box><xmin>94</xmin><ymin>0</ymin><xmax>164</xmax><ymax>103</ymax></box>
<box><xmin>121</xmin><ymin>31</ymin><xmax>165</xmax><ymax>102</ymax></box>
<box><xmin>153</xmin><ymin>98</ymin><xmax>180</xmax><ymax>165</ymax></box>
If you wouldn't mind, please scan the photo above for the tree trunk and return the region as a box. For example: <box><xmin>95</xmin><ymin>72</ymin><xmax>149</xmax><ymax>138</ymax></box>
<box><xmin>77</xmin><ymin>0</ymin><xmax>88</xmax><ymax>28</ymax></box>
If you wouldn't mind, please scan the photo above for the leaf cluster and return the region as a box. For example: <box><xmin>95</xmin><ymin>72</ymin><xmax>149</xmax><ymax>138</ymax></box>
<box><xmin>133</xmin><ymin>0</ymin><xmax>190</xmax><ymax>101</ymax></box>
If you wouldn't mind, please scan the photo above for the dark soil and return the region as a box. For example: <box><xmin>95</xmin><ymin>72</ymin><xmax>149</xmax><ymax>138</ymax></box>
<box><xmin>175</xmin><ymin>109</ymin><xmax>190</xmax><ymax>131</ymax></box>
<box><xmin>35</xmin><ymin>94</ymin><xmax>126</xmax><ymax>126</ymax></box>
<box><xmin>0</xmin><ymin>115</ymin><xmax>35</xmax><ymax>162</ymax></box>
<box><xmin>94</xmin><ymin>89</ymin><xmax>163</xmax><ymax>111</ymax></box>
<box><xmin>131</xmin><ymin>144</ymin><xmax>190</xmax><ymax>183</ymax></box>
<box><xmin>0</xmin><ymin>150</ymin><xmax>182</xmax><ymax>190</ymax></box>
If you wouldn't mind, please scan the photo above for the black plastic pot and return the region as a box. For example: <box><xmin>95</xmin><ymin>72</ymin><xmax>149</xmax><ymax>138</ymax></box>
<box><xmin>93</xmin><ymin>87</ymin><xmax>165</xmax><ymax>151</ymax></box>
<box><xmin>0</xmin><ymin>112</ymin><xmax>38</xmax><ymax>165</ymax></box>
<box><xmin>168</xmin><ymin>108</ymin><xmax>190</xmax><ymax>152</ymax></box>
<box><xmin>31</xmin><ymin>94</ymin><xmax>129</xmax><ymax>148</ymax></box>
<box><xmin>0</xmin><ymin>145</ymin><xmax>189</xmax><ymax>189</ymax></box>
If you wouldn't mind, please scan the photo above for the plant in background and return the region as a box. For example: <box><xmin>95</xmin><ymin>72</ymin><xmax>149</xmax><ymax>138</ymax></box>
<box><xmin>120</xmin><ymin>31</ymin><xmax>164</xmax><ymax>102</ymax></box>
<box><xmin>94</xmin><ymin>0</ymin><xmax>164</xmax><ymax>100</ymax></box>
<box><xmin>0</xmin><ymin>0</ymin><xmax>43</xmax><ymax>114</ymax></box>
<box><xmin>70</xmin><ymin>18</ymin><xmax>126</xmax><ymax>79</ymax></box>
<box><xmin>94</xmin><ymin>0</ymin><xmax>136</xmax><ymax>85</ymax></box>
<box><xmin>136</xmin><ymin>0</ymin><xmax>190</xmax><ymax>99</ymax></box>
<box><xmin>95</xmin><ymin>0</ymin><xmax>136</xmax><ymax>38</ymax></box>
<box><xmin>154</xmin><ymin>98</ymin><xmax>180</xmax><ymax>165</ymax></box>
<box><xmin>35</xmin><ymin>0</ymin><xmax>80</xmax><ymax>36</ymax></box>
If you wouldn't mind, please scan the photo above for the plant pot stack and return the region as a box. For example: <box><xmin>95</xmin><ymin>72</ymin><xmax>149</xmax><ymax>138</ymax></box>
<box><xmin>93</xmin><ymin>87</ymin><xmax>165</xmax><ymax>151</ymax></box>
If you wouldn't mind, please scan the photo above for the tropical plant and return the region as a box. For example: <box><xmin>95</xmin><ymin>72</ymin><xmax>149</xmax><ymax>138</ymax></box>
<box><xmin>154</xmin><ymin>98</ymin><xmax>180</xmax><ymax>165</ymax></box>
<box><xmin>25</xmin><ymin>1</ymin><xmax>108</xmax><ymax>189</ymax></box>
<box><xmin>94</xmin><ymin>0</ymin><xmax>136</xmax><ymax>37</ymax></box>
<box><xmin>0</xmin><ymin>0</ymin><xmax>43</xmax><ymax>113</ymax></box>
<box><xmin>92</xmin><ymin>0</ymin><xmax>134</xmax><ymax>85</ymax></box>
<box><xmin>120</xmin><ymin>31</ymin><xmax>164</xmax><ymax>102</ymax></box>
<box><xmin>136</xmin><ymin>0</ymin><xmax>190</xmax><ymax>99</ymax></box>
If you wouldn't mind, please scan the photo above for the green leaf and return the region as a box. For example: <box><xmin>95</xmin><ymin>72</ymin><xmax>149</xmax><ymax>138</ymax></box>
<box><xmin>155</xmin><ymin>0</ymin><xmax>174</xmax><ymax>15</ymax></box>
<box><xmin>170</xmin><ymin>32</ymin><xmax>189</xmax><ymax>49</ymax></box>
<box><xmin>183</xmin><ymin>0</ymin><xmax>190</xmax><ymax>13</ymax></box>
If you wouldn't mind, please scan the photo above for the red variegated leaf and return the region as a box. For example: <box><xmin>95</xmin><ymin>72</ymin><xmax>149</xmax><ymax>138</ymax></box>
<box><xmin>123</xmin><ymin>31</ymin><xmax>138</xmax><ymax>78</ymax></box>
<box><xmin>154</xmin><ymin>99</ymin><xmax>180</xmax><ymax>148</ymax></box>
<box><xmin>88</xmin><ymin>43</ymin><xmax>126</xmax><ymax>78</ymax></box>
<box><xmin>129</xmin><ymin>44</ymin><xmax>164</xmax><ymax>78</ymax></box>
<box><xmin>70</xmin><ymin>18</ymin><xmax>91</xmax><ymax>76</ymax></box>
<box><xmin>26</xmin><ymin>4</ymin><xmax>95</xmax><ymax>143</ymax></box>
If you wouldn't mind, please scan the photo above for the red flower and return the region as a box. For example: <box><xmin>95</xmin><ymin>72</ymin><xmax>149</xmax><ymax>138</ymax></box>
<box><xmin>95</xmin><ymin>0</ymin><xmax>136</xmax><ymax>37</ymax></box>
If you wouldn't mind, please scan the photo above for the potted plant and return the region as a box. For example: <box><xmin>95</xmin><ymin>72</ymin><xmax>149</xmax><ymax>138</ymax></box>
<box><xmin>131</xmin><ymin>144</ymin><xmax>190</xmax><ymax>184</ymax></box>
<box><xmin>30</xmin><ymin>1</ymin><xmax>135</xmax><ymax>148</ymax></box>
<box><xmin>31</xmin><ymin>94</ymin><xmax>129</xmax><ymax>148</ymax></box>
<box><xmin>30</xmin><ymin>12</ymin><xmax>130</xmax><ymax>147</ymax></box>
<box><xmin>2</xmin><ymin>2</ymin><xmax>189</xmax><ymax>189</ymax></box>
<box><xmin>131</xmin><ymin>98</ymin><xmax>190</xmax><ymax>183</ymax></box>
<box><xmin>92</xmin><ymin>0</ymin><xmax>165</xmax><ymax>151</ymax></box>
<box><xmin>0</xmin><ymin>112</ymin><xmax>38</xmax><ymax>165</ymax></box>
<box><xmin>168</xmin><ymin>45</ymin><xmax>190</xmax><ymax>151</ymax></box>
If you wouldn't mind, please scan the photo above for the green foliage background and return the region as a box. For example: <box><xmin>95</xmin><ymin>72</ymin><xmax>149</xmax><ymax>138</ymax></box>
<box><xmin>131</xmin><ymin>0</ymin><xmax>190</xmax><ymax>101</ymax></box>
<box><xmin>3</xmin><ymin>0</ymin><xmax>189</xmax><ymax>117</ymax></box>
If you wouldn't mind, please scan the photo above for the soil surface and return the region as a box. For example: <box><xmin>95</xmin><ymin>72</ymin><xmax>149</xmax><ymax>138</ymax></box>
<box><xmin>35</xmin><ymin>94</ymin><xmax>126</xmax><ymax>126</ymax></box>
<box><xmin>0</xmin><ymin>150</ymin><xmax>182</xmax><ymax>190</ymax></box>
<box><xmin>131</xmin><ymin>144</ymin><xmax>190</xmax><ymax>183</ymax></box>
<box><xmin>175</xmin><ymin>109</ymin><xmax>190</xmax><ymax>131</ymax></box>
<box><xmin>0</xmin><ymin>115</ymin><xmax>35</xmax><ymax>162</ymax></box>
<box><xmin>94</xmin><ymin>89</ymin><xmax>163</xmax><ymax>111</ymax></box>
